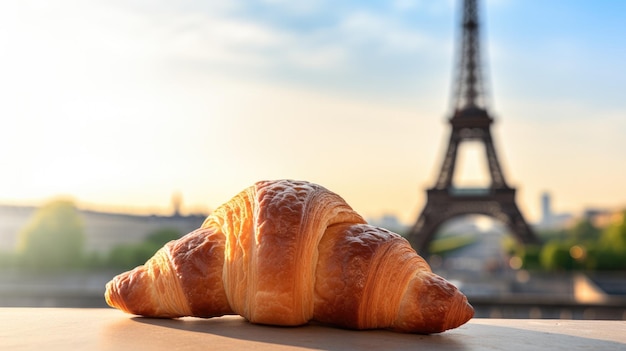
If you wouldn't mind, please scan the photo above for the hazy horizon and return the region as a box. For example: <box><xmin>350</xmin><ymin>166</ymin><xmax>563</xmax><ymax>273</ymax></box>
<box><xmin>2</xmin><ymin>0</ymin><xmax>625</xmax><ymax>225</ymax></box>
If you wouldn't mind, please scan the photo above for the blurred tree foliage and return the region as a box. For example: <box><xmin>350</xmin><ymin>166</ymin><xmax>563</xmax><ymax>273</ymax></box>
<box><xmin>539</xmin><ymin>240</ymin><xmax>576</xmax><ymax>271</ymax></box>
<box><xmin>517</xmin><ymin>245</ymin><xmax>543</xmax><ymax>270</ymax></box>
<box><xmin>107</xmin><ymin>228</ymin><xmax>182</xmax><ymax>269</ymax></box>
<box><xmin>0</xmin><ymin>250</ymin><xmax>17</xmax><ymax>268</ymax></box>
<box><xmin>16</xmin><ymin>199</ymin><xmax>85</xmax><ymax>271</ymax></box>
<box><xmin>509</xmin><ymin>211</ymin><xmax>626</xmax><ymax>271</ymax></box>
<box><xmin>570</xmin><ymin>219</ymin><xmax>602</xmax><ymax>242</ymax></box>
<box><xmin>428</xmin><ymin>234</ymin><xmax>478</xmax><ymax>256</ymax></box>
<box><xmin>600</xmin><ymin>210</ymin><xmax>626</xmax><ymax>250</ymax></box>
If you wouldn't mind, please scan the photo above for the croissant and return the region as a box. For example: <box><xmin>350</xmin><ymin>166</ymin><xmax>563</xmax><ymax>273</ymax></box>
<box><xmin>105</xmin><ymin>179</ymin><xmax>473</xmax><ymax>334</ymax></box>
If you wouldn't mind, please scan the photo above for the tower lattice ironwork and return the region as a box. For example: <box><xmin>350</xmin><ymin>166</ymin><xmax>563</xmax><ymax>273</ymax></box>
<box><xmin>406</xmin><ymin>0</ymin><xmax>540</xmax><ymax>254</ymax></box>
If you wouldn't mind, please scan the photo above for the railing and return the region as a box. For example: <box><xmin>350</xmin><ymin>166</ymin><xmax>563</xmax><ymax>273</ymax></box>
<box><xmin>2</xmin><ymin>289</ymin><xmax>625</xmax><ymax>321</ymax></box>
<box><xmin>448</xmin><ymin>187</ymin><xmax>491</xmax><ymax>196</ymax></box>
<box><xmin>470</xmin><ymin>296</ymin><xmax>626</xmax><ymax>320</ymax></box>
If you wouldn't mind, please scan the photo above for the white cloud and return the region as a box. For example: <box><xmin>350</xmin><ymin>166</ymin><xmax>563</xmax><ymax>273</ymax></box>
<box><xmin>392</xmin><ymin>0</ymin><xmax>420</xmax><ymax>11</ymax></box>
<box><xmin>393</xmin><ymin>0</ymin><xmax>455</xmax><ymax>14</ymax></box>
<box><xmin>155</xmin><ymin>13</ymin><xmax>294</xmax><ymax>68</ymax></box>
<box><xmin>339</xmin><ymin>11</ymin><xmax>430</xmax><ymax>53</ymax></box>
<box><xmin>258</xmin><ymin>0</ymin><xmax>329</xmax><ymax>15</ymax></box>
<box><xmin>284</xmin><ymin>44</ymin><xmax>347</xmax><ymax>69</ymax></box>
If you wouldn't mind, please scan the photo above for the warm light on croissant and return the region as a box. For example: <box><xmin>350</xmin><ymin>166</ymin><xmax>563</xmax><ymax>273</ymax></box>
<box><xmin>105</xmin><ymin>179</ymin><xmax>473</xmax><ymax>334</ymax></box>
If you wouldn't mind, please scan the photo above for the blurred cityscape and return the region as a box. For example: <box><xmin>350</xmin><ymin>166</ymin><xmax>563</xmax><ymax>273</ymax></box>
<box><xmin>0</xmin><ymin>191</ymin><xmax>625</xmax><ymax>320</ymax></box>
<box><xmin>0</xmin><ymin>197</ymin><xmax>205</xmax><ymax>308</ymax></box>
<box><xmin>376</xmin><ymin>193</ymin><xmax>626</xmax><ymax>320</ymax></box>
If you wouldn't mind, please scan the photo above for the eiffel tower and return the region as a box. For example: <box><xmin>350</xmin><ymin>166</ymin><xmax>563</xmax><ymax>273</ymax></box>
<box><xmin>406</xmin><ymin>0</ymin><xmax>540</xmax><ymax>254</ymax></box>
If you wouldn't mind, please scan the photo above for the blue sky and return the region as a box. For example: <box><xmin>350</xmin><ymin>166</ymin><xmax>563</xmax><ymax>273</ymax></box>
<box><xmin>1</xmin><ymin>0</ymin><xmax>625</xmax><ymax>224</ymax></box>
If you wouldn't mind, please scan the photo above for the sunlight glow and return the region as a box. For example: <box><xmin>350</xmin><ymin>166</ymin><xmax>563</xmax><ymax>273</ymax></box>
<box><xmin>453</xmin><ymin>141</ymin><xmax>491</xmax><ymax>188</ymax></box>
<box><xmin>0</xmin><ymin>0</ymin><xmax>625</xmax><ymax>225</ymax></box>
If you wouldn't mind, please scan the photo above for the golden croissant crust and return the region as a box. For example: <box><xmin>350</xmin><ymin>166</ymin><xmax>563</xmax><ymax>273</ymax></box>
<box><xmin>105</xmin><ymin>179</ymin><xmax>473</xmax><ymax>334</ymax></box>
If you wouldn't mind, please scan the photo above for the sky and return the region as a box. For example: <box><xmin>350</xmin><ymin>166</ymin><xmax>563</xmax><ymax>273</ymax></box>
<box><xmin>1</xmin><ymin>0</ymin><xmax>625</xmax><ymax>225</ymax></box>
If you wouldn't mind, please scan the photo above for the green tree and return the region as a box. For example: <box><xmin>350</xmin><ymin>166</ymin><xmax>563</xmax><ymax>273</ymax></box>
<box><xmin>107</xmin><ymin>228</ymin><xmax>182</xmax><ymax>269</ymax></box>
<box><xmin>540</xmin><ymin>240</ymin><xmax>574</xmax><ymax>271</ymax></box>
<box><xmin>518</xmin><ymin>244</ymin><xmax>542</xmax><ymax>270</ymax></box>
<box><xmin>600</xmin><ymin>211</ymin><xmax>626</xmax><ymax>250</ymax></box>
<box><xmin>592</xmin><ymin>211</ymin><xmax>626</xmax><ymax>270</ymax></box>
<box><xmin>108</xmin><ymin>244</ymin><xmax>159</xmax><ymax>269</ymax></box>
<box><xmin>145</xmin><ymin>228</ymin><xmax>181</xmax><ymax>247</ymax></box>
<box><xmin>570</xmin><ymin>218</ymin><xmax>601</xmax><ymax>242</ymax></box>
<box><xmin>16</xmin><ymin>199</ymin><xmax>85</xmax><ymax>271</ymax></box>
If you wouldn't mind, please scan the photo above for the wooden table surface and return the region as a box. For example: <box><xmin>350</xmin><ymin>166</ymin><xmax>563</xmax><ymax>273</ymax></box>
<box><xmin>1</xmin><ymin>308</ymin><xmax>625</xmax><ymax>350</ymax></box>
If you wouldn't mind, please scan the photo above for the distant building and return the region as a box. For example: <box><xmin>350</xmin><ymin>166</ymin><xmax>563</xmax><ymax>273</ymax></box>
<box><xmin>0</xmin><ymin>205</ymin><xmax>37</xmax><ymax>251</ymax></box>
<box><xmin>368</xmin><ymin>214</ymin><xmax>408</xmax><ymax>234</ymax></box>
<box><xmin>0</xmin><ymin>204</ymin><xmax>207</xmax><ymax>253</ymax></box>
<box><xmin>80</xmin><ymin>210</ymin><xmax>206</xmax><ymax>253</ymax></box>
<box><xmin>541</xmin><ymin>192</ymin><xmax>552</xmax><ymax>225</ymax></box>
<box><xmin>536</xmin><ymin>192</ymin><xmax>573</xmax><ymax>230</ymax></box>
<box><xmin>171</xmin><ymin>192</ymin><xmax>183</xmax><ymax>217</ymax></box>
<box><xmin>583</xmin><ymin>207</ymin><xmax>623</xmax><ymax>228</ymax></box>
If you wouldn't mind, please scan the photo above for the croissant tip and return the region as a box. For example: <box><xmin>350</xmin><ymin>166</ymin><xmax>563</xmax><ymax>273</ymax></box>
<box><xmin>105</xmin><ymin>269</ymin><xmax>141</xmax><ymax>315</ymax></box>
<box><xmin>444</xmin><ymin>292</ymin><xmax>474</xmax><ymax>331</ymax></box>
<box><xmin>104</xmin><ymin>277</ymin><xmax>125</xmax><ymax>312</ymax></box>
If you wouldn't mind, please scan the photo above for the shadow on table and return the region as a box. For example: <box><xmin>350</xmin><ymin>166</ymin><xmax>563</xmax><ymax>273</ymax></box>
<box><xmin>106</xmin><ymin>316</ymin><xmax>465</xmax><ymax>350</ymax></box>
<box><xmin>102</xmin><ymin>316</ymin><xmax>625</xmax><ymax>351</ymax></box>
